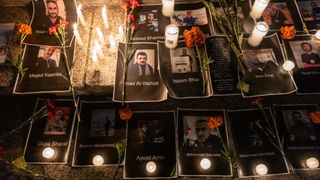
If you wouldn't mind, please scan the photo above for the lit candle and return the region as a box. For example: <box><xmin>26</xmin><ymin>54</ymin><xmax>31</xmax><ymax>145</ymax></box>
<box><xmin>248</xmin><ymin>21</ymin><xmax>269</xmax><ymax>47</ymax></box>
<box><xmin>315</xmin><ymin>30</ymin><xmax>320</xmax><ymax>40</ymax></box>
<box><xmin>306</xmin><ymin>157</ymin><xmax>319</xmax><ymax>169</ymax></box>
<box><xmin>250</xmin><ymin>0</ymin><xmax>270</xmax><ymax>19</ymax></box>
<box><xmin>165</xmin><ymin>24</ymin><xmax>179</xmax><ymax>49</ymax></box>
<box><xmin>255</xmin><ymin>164</ymin><xmax>268</xmax><ymax>175</ymax></box>
<box><xmin>96</xmin><ymin>27</ymin><xmax>105</xmax><ymax>45</ymax></box>
<box><xmin>200</xmin><ymin>158</ymin><xmax>212</xmax><ymax>170</ymax></box>
<box><xmin>77</xmin><ymin>4</ymin><xmax>87</xmax><ymax>27</ymax></box>
<box><xmin>109</xmin><ymin>35</ymin><xmax>117</xmax><ymax>53</ymax></box>
<box><xmin>146</xmin><ymin>161</ymin><xmax>157</xmax><ymax>173</ymax></box>
<box><xmin>102</xmin><ymin>6</ymin><xmax>109</xmax><ymax>30</ymax></box>
<box><xmin>282</xmin><ymin>60</ymin><xmax>295</xmax><ymax>71</ymax></box>
<box><xmin>117</xmin><ymin>25</ymin><xmax>124</xmax><ymax>42</ymax></box>
<box><xmin>42</xmin><ymin>147</ymin><xmax>55</xmax><ymax>159</ymax></box>
<box><xmin>162</xmin><ymin>0</ymin><xmax>175</xmax><ymax>17</ymax></box>
<box><xmin>94</xmin><ymin>40</ymin><xmax>104</xmax><ymax>58</ymax></box>
<box><xmin>92</xmin><ymin>49</ymin><xmax>98</xmax><ymax>63</ymax></box>
<box><xmin>92</xmin><ymin>155</ymin><xmax>104</xmax><ymax>166</ymax></box>
<box><xmin>73</xmin><ymin>23</ymin><xmax>83</xmax><ymax>46</ymax></box>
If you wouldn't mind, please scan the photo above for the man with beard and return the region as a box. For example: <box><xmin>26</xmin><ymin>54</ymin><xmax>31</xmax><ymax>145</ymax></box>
<box><xmin>36</xmin><ymin>0</ymin><xmax>63</xmax><ymax>33</ymax></box>
<box><xmin>190</xmin><ymin>119</ymin><xmax>221</xmax><ymax>148</ymax></box>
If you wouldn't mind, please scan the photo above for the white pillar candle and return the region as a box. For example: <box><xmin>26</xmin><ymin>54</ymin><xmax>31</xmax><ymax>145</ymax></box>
<box><xmin>248</xmin><ymin>21</ymin><xmax>269</xmax><ymax>47</ymax></box>
<box><xmin>162</xmin><ymin>0</ymin><xmax>175</xmax><ymax>17</ymax></box>
<box><xmin>146</xmin><ymin>161</ymin><xmax>157</xmax><ymax>173</ymax></box>
<box><xmin>255</xmin><ymin>164</ymin><xmax>268</xmax><ymax>175</ymax></box>
<box><xmin>165</xmin><ymin>24</ymin><xmax>179</xmax><ymax>48</ymax></box>
<box><xmin>250</xmin><ymin>0</ymin><xmax>270</xmax><ymax>19</ymax></box>
<box><xmin>94</xmin><ymin>40</ymin><xmax>104</xmax><ymax>58</ymax></box>
<box><xmin>96</xmin><ymin>27</ymin><xmax>105</xmax><ymax>45</ymax></box>
<box><xmin>282</xmin><ymin>60</ymin><xmax>295</xmax><ymax>71</ymax></box>
<box><xmin>42</xmin><ymin>147</ymin><xmax>55</xmax><ymax>159</ymax></box>
<box><xmin>315</xmin><ymin>30</ymin><xmax>320</xmax><ymax>40</ymax></box>
<box><xmin>77</xmin><ymin>4</ymin><xmax>87</xmax><ymax>27</ymax></box>
<box><xmin>73</xmin><ymin>23</ymin><xmax>83</xmax><ymax>46</ymax></box>
<box><xmin>102</xmin><ymin>6</ymin><xmax>109</xmax><ymax>30</ymax></box>
<box><xmin>306</xmin><ymin>157</ymin><xmax>319</xmax><ymax>169</ymax></box>
<box><xmin>92</xmin><ymin>155</ymin><xmax>104</xmax><ymax>166</ymax></box>
<box><xmin>109</xmin><ymin>35</ymin><xmax>117</xmax><ymax>53</ymax></box>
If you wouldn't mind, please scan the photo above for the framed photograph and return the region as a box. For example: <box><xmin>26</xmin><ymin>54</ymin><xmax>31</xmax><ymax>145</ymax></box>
<box><xmin>240</xmin><ymin>34</ymin><xmax>297</xmax><ymax>97</ymax></box>
<box><xmin>36</xmin><ymin>46</ymin><xmax>61</xmax><ymax>69</ymax></box>
<box><xmin>228</xmin><ymin>108</ymin><xmax>289</xmax><ymax>177</ymax></box>
<box><xmin>171</xmin><ymin>8</ymin><xmax>208</xmax><ymax>27</ymax></box>
<box><xmin>177</xmin><ymin>109</ymin><xmax>232</xmax><ymax>177</ymax></box>
<box><xmin>72</xmin><ymin>100</ymin><xmax>125</xmax><ymax>166</ymax></box>
<box><xmin>113</xmin><ymin>42</ymin><xmax>167</xmax><ymax>102</ymax></box>
<box><xmin>273</xmin><ymin>104</ymin><xmax>320</xmax><ymax>170</ymax></box>
<box><xmin>297</xmin><ymin>0</ymin><xmax>320</xmax><ymax>30</ymax></box>
<box><xmin>124</xmin><ymin>111</ymin><xmax>176</xmax><ymax>179</ymax></box>
<box><xmin>24</xmin><ymin>98</ymin><xmax>76</xmax><ymax>164</ymax></box>
<box><xmin>261</xmin><ymin>2</ymin><xmax>294</xmax><ymax>29</ymax></box>
<box><xmin>283</xmin><ymin>35</ymin><xmax>320</xmax><ymax>94</ymax></box>
<box><xmin>138</xmin><ymin>9</ymin><xmax>159</xmax><ymax>33</ymax></box>
<box><xmin>0</xmin><ymin>23</ymin><xmax>15</xmax><ymax>64</ymax></box>
<box><xmin>23</xmin><ymin>0</ymin><xmax>77</xmax><ymax>46</ymax></box>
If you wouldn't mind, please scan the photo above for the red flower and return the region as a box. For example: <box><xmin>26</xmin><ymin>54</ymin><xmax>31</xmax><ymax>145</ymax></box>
<box><xmin>118</xmin><ymin>107</ymin><xmax>133</xmax><ymax>121</ymax></box>
<box><xmin>130</xmin><ymin>25</ymin><xmax>137</xmax><ymax>31</ymax></box>
<box><xmin>130</xmin><ymin>0</ymin><xmax>140</xmax><ymax>8</ymax></box>
<box><xmin>251</xmin><ymin>97</ymin><xmax>263</xmax><ymax>106</ymax></box>
<box><xmin>187</xmin><ymin>127</ymin><xmax>192</xmax><ymax>134</ymax></box>
<box><xmin>48</xmin><ymin>26</ymin><xmax>57</xmax><ymax>35</ymax></box>
<box><xmin>120</xmin><ymin>1</ymin><xmax>131</xmax><ymax>11</ymax></box>
<box><xmin>127</xmin><ymin>14</ymin><xmax>135</xmax><ymax>22</ymax></box>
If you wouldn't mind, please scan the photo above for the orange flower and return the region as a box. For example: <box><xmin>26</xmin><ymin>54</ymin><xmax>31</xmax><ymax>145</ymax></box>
<box><xmin>280</xmin><ymin>26</ymin><xmax>296</xmax><ymax>40</ymax></box>
<box><xmin>309</xmin><ymin>111</ymin><xmax>320</xmax><ymax>124</ymax></box>
<box><xmin>118</xmin><ymin>107</ymin><xmax>133</xmax><ymax>121</ymax></box>
<box><xmin>16</xmin><ymin>23</ymin><xmax>32</xmax><ymax>35</ymax></box>
<box><xmin>208</xmin><ymin>116</ymin><xmax>223</xmax><ymax>129</ymax></box>
<box><xmin>183</xmin><ymin>26</ymin><xmax>205</xmax><ymax>48</ymax></box>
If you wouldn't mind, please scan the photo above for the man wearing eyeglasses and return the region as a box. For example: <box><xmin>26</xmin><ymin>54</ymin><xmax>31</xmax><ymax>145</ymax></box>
<box><xmin>191</xmin><ymin>119</ymin><xmax>221</xmax><ymax>148</ymax></box>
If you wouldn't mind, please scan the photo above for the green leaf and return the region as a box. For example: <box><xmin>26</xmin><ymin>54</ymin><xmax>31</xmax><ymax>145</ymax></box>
<box><xmin>237</xmin><ymin>80</ymin><xmax>249</xmax><ymax>93</ymax></box>
<box><xmin>12</xmin><ymin>156</ymin><xmax>27</xmax><ymax>170</ymax></box>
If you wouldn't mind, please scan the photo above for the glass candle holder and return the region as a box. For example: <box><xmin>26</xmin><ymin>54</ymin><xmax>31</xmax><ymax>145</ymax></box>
<box><xmin>162</xmin><ymin>0</ymin><xmax>175</xmax><ymax>17</ymax></box>
<box><xmin>165</xmin><ymin>24</ymin><xmax>179</xmax><ymax>49</ymax></box>
<box><xmin>248</xmin><ymin>21</ymin><xmax>269</xmax><ymax>47</ymax></box>
<box><xmin>250</xmin><ymin>0</ymin><xmax>270</xmax><ymax>19</ymax></box>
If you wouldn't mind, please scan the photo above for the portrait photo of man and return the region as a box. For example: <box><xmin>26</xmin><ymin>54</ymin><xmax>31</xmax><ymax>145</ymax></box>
<box><xmin>44</xmin><ymin>107</ymin><xmax>70</xmax><ymax>135</ymax></box>
<box><xmin>282</xmin><ymin>110</ymin><xmax>317</xmax><ymax>142</ymax></box>
<box><xmin>171</xmin><ymin>8</ymin><xmax>208</xmax><ymax>27</ymax></box>
<box><xmin>35</xmin><ymin>46</ymin><xmax>60</xmax><ymax>70</ymax></box>
<box><xmin>183</xmin><ymin>116</ymin><xmax>221</xmax><ymax>149</ymax></box>
<box><xmin>139</xmin><ymin>10</ymin><xmax>159</xmax><ymax>33</ymax></box>
<box><xmin>170</xmin><ymin>47</ymin><xmax>198</xmax><ymax>73</ymax></box>
<box><xmin>0</xmin><ymin>23</ymin><xmax>14</xmax><ymax>64</ymax></box>
<box><xmin>127</xmin><ymin>50</ymin><xmax>155</xmax><ymax>81</ymax></box>
<box><xmin>298</xmin><ymin>0</ymin><xmax>320</xmax><ymax>21</ymax></box>
<box><xmin>289</xmin><ymin>40</ymin><xmax>320</xmax><ymax>69</ymax></box>
<box><xmin>262</xmin><ymin>3</ymin><xmax>293</xmax><ymax>29</ymax></box>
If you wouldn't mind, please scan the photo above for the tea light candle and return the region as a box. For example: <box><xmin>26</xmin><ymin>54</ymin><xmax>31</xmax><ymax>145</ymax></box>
<box><xmin>248</xmin><ymin>21</ymin><xmax>269</xmax><ymax>47</ymax></box>
<box><xmin>255</xmin><ymin>164</ymin><xmax>268</xmax><ymax>175</ymax></box>
<box><xmin>200</xmin><ymin>158</ymin><xmax>212</xmax><ymax>170</ymax></box>
<box><xmin>102</xmin><ymin>6</ymin><xmax>109</xmax><ymax>30</ymax></box>
<box><xmin>306</xmin><ymin>157</ymin><xmax>319</xmax><ymax>169</ymax></box>
<box><xmin>42</xmin><ymin>147</ymin><xmax>55</xmax><ymax>159</ymax></box>
<box><xmin>250</xmin><ymin>0</ymin><xmax>270</xmax><ymax>19</ymax></box>
<box><xmin>77</xmin><ymin>4</ymin><xmax>87</xmax><ymax>27</ymax></box>
<box><xmin>73</xmin><ymin>23</ymin><xmax>83</xmax><ymax>46</ymax></box>
<box><xmin>92</xmin><ymin>155</ymin><xmax>104</xmax><ymax>166</ymax></box>
<box><xmin>146</xmin><ymin>161</ymin><xmax>157</xmax><ymax>173</ymax></box>
<box><xmin>282</xmin><ymin>60</ymin><xmax>295</xmax><ymax>71</ymax></box>
<box><xmin>96</xmin><ymin>27</ymin><xmax>105</xmax><ymax>45</ymax></box>
<box><xmin>315</xmin><ymin>30</ymin><xmax>320</xmax><ymax>40</ymax></box>
<box><xmin>109</xmin><ymin>35</ymin><xmax>117</xmax><ymax>53</ymax></box>
<box><xmin>162</xmin><ymin>0</ymin><xmax>175</xmax><ymax>17</ymax></box>
<box><xmin>165</xmin><ymin>24</ymin><xmax>179</xmax><ymax>48</ymax></box>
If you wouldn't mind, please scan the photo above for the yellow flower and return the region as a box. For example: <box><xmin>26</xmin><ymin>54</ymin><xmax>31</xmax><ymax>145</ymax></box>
<box><xmin>280</xmin><ymin>26</ymin><xmax>296</xmax><ymax>40</ymax></box>
<box><xmin>208</xmin><ymin>116</ymin><xmax>223</xmax><ymax>129</ymax></box>
<box><xmin>16</xmin><ymin>23</ymin><xmax>32</xmax><ymax>35</ymax></box>
<box><xmin>183</xmin><ymin>26</ymin><xmax>205</xmax><ymax>48</ymax></box>
<box><xmin>309</xmin><ymin>111</ymin><xmax>320</xmax><ymax>124</ymax></box>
